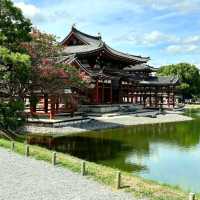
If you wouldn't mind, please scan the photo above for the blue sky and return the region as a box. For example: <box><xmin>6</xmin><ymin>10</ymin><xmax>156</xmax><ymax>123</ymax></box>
<box><xmin>13</xmin><ymin>0</ymin><xmax>200</xmax><ymax>67</ymax></box>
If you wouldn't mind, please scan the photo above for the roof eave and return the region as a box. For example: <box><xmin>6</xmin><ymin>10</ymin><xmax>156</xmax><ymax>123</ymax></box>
<box><xmin>103</xmin><ymin>44</ymin><xmax>150</xmax><ymax>63</ymax></box>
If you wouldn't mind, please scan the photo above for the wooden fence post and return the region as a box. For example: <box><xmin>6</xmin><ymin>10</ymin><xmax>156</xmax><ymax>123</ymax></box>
<box><xmin>11</xmin><ymin>141</ymin><xmax>15</xmax><ymax>151</ymax></box>
<box><xmin>52</xmin><ymin>152</ymin><xmax>56</xmax><ymax>166</ymax></box>
<box><xmin>25</xmin><ymin>145</ymin><xmax>30</xmax><ymax>157</ymax></box>
<box><xmin>189</xmin><ymin>193</ymin><xmax>195</xmax><ymax>200</ymax></box>
<box><xmin>116</xmin><ymin>171</ymin><xmax>121</xmax><ymax>189</ymax></box>
<box><xmin>81</xmin><ymin>161</ymin><xmax>86</xmax><ymax>176</ymax></box>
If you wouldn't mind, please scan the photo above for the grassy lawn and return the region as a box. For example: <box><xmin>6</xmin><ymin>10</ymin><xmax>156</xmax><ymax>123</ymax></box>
<box><xmin>0</xmin><ymin>137</ymin><xmax>197</xmax><ymax>200</ymax></box>
<box><xmin>185</xmin><ymin>104</ymin><xmax>200</xmax><ymax>109</ymax></box>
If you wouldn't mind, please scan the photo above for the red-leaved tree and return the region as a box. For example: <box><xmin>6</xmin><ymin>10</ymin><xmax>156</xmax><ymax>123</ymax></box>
<box><xmin>23</xmin><ymin>29</ymin><xmax>85</xmax><ymax>115</ymax></box>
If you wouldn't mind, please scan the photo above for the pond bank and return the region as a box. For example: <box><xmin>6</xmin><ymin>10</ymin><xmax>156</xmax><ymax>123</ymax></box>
<box><xmin>0</xmin><ymin>147</ymin><xmax>133</xmax><ymax>200</ymax></box>
<box><xmin>24</xmin><ymin>112</ymin><xmax>192</xmax><ymax>136</ymax></box>
<box><xmin>0</xmin><ymin>138</ymin><xmax>192</xmax><ymax>200</ymax></box>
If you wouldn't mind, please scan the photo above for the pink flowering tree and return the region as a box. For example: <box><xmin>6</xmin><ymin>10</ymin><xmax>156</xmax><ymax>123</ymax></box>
<box><xmin>23</xmin><ymin>29</ymin><xmax>86</xmax><ymax>113</ymax></box>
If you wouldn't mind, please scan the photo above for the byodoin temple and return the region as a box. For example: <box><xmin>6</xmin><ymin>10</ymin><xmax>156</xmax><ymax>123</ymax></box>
<box><xmin>60</xmin><ymin>27</ymin><xmax>179</xmax><ymax>107</ymax></box>
<box><xmin>29</xmin><ymin>26</ymin><xmax>179</xmax><ymax>118</ymax></box>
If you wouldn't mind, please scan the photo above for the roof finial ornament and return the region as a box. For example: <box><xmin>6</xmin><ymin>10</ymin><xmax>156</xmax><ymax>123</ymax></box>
<box><xmin>97</xmin><ymin>32</ymin><xmax>102</xmax><ymax>39</ymax></box>
<box><xmin>72</xmin><ymin>23</ymin><xmax>76</xmax><ymax>29</ymax></box>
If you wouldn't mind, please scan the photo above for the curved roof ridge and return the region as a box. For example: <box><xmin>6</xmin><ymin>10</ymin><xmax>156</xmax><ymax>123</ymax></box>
<box><xmin>103</xmin><ymin>43</ymin><xmax>150</xmax><ymax>61</ymax></box>
<box><xmin>60</xmin><ymin>26</ymin><xmax>101</xmax><ymax>45</ymax></box>
<box><xmin>123</xmin><ymin>64</ymin><xmax>157</xmax><ymax>71</ymax></box>
<box><xmin>61</xmin><ymin>27</ymin><xmax>150</xmax><ymax>63</ymax></box>
<box><xmin>72</xmin><ymin>26</ymin><xmax>101</xmax><ymax>40</ymax></box>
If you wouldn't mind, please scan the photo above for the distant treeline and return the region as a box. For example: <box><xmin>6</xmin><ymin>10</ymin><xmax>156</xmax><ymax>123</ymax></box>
<box><xmin>158</xmin><ymin>63</ymin><xmax>200</xmax><ymax>100</ymax></box>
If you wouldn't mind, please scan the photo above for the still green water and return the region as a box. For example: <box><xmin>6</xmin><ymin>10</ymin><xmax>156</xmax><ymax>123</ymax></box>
<box><xmin>52</xmin><ymin>109</ymin><xmax>200</xmax><ymax>192</ymax></box>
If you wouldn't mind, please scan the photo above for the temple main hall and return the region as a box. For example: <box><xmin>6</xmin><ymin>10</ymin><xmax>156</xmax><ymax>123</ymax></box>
<box><xmin>60</xmin><ymin>26</ymin><xmax>179</xmax><ymax>108</ymax></box>
<box><xmin>29</xmin><ymin>26</ymin><xmax>179</xmax><ymax>118</ymax></box>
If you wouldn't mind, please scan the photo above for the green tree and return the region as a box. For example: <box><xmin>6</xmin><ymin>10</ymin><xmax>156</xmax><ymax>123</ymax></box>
<box><xmin>0</xmin><ymin>1</ymin><xmax>85</xmax><ymax>134</ymax></box>
<box><xmin>158</xmin><ymin>63</ymin><xmax>200</xmax><ymax>99</ymax></box>
<box><xmin>0</xmin><ymin>47</ymin><xmax>31</xmax><ymax>99</ymax></box>
<box><xmin>0</xmin><ymin>46</ymin><xmax>31</xmax><ymax>135</ymax></box>
<box><xmin>0</xmin><ymin>0</ymin><xmax>32</xmax><ymax>52</ymax></box>
<box><xmin>0</xmin><ymin>0</ymin><xmax>32</xmax><ymax>135</ymax></box>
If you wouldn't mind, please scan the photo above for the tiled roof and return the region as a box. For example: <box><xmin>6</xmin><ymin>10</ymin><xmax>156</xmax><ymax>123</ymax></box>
<box><xmin>103</xmin><ymin>44</ymin><xmax>149</xmax><ymax>62</ymax></box>
<box><xmin>57</xmin><ymin>54</ymin><xmax>76</xmax><ymax>64</ymax></box>
<box><xmin>140</xmin><ymin>76</ymin><xmax>179</xmax><ymax>85</ymax></box>
<box><xmin>71</xmin><ymin>27</ymin><xmax>101</xmax><ymax>45</ymax></box>
<box><xmin>123</xmin><ymin>64</ymin><xmax>157</xmax><ymax>71</ymax></box>
<box><xmin>61</xmin><ymin>27</ymin><xmax>102</xmax><ymax>46</ymax></box>
<box><xmin>62</xmin><ymin>27</ymin><xmax>149</xmax><ymax>63</ymax></box>
<box><xmin>63</xmin><ymin>43</ymin><xmax>103</xmax><ymax>55</ymax></box>
<box><xmin>77</xmin><ymin>61</ymin><xmax>114</xmax><ymax>79</ymax></box>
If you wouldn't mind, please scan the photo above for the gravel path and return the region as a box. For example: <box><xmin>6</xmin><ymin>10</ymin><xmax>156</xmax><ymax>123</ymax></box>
<box><xmin>0</xmin><ymin>148</ymin><xmax>135</xmax><ymax>200</ymax></box>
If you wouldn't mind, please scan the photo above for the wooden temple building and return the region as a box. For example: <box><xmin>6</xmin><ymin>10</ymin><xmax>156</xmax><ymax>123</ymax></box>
<box><xmin>29</xmin><ymin>26</ymin><xmax>179</xmax><ymax>118</ymax></box>
<box><xmin>60</xmin><ymin>26</ymin><xmax>179</xmax><ymax>107</ymax></box>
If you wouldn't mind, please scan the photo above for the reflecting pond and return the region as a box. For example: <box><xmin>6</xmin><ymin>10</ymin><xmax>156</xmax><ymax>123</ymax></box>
<box><xmin>32</xmin><ymin>109</ymin><xmax>200</xmax><ymax>192</ymax></box>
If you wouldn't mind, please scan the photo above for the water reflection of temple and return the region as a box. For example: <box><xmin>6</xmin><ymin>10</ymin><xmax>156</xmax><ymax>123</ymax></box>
<box><xmin>27</xmin><ymin>113</ymin><xmax>200</xmax><ymax>173</ymax></box>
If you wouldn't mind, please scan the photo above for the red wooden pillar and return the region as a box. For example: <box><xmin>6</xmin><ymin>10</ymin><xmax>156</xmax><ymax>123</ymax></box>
<box><xmin>167</xmin><ymin>91</ymin><xmax>170</xmax><ymax>108</ymax></box>
<box><xmin>131</xmin><ymin>86</ymin><xmax>134</xmax><ymax>103</ymax></box>
<box><xmin>49</xmin><ymin>96</ymin><xmax>55</xmax><ymax>119</ymax></box>
<box><xmin>154</xmin><ymin>87</ymin><xmax>158</xmax><ymax>108</ymax></box>
<box><xmin>102</xmin><ymin>80</ymin><xmax>104</xmax><ymax>104</ymax></box>
<box><xmin>155</xmin><ymin>94</ymin><xmax>158</xmax><ymax>108</ymax></box>
<box><xmin>119</xmin><ymin>80</ymin><xmax>123</xmax><ymax>104</ymax></box>
<box><xmin>135</xmin><ymin>93</ymin><xmax>138</xmax><ymax>104</ymax></box>
<box><xmin>44</xmin><ymin>94</ymin><xmax>48</xmax><ymax>113</ymax></box>
<box><xmin>149</xmin><ymin>90</ymin><xmax>152</xmax><ymax>107</ymax></box>
<box><xmin>172</xmin><ymin>86</ymin><xmax>175</xmax><ymax>107</ymax></box>
<box><xmin>96</xmin><ymin>79</ymin><xmax>99</xmax><ymax>104</ymax></box>
<box><xmin>173</xmin><ymin>94</ymin><xmax>175</xmax><ymax>107</ymax></box>
<box><xmin>30</xmin><ymin>104</ymin><xmax>36</xmax><ymax>115</ymax></box>
<box><xmin>143</xmin><ymin>88</ymin><xmax>146</xmax><ymax>107</ymax></box>
<box><xmin>30</xmin><ymin>95</ymin><xmax>36</xmax><ymax>115</ymax></box>
<box><xmin>110</xmin><ymin>81</ymin><xmax>112</xmax><ymax>104</ymax></box>
<box><xmin>143</xmin><ymin>96</ymin><xmax>146</xmax><ymax>108</ymax></box>
<box><xmin>55</xmin><ymin>96</ymin><xmax>59</xmax><ymax>113</ymax></box>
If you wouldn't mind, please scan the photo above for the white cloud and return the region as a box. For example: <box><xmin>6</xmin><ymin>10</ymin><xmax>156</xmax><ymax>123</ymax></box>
<box><xmin>184</xmin><ymin>36</ymin><xmax>200</xmax><ymax>44</ymax></box>
<box><xmin>114</xmin><ymin>30</ymin><xmax>178</xmax><ymax>47</ymax></box>
<box><xmin>144</xmin><ymin>31</ymin><xmax>165</xmax><ymax>44</ymax></box>
<box><xmin>165</xmin><ymin>34</ymin><xmax>200</xmax><ymax>54</ymax></box>
<box><xmin>13</xmin><ymin>0</ymin><xmax>145</xmax><ymax>30</ymax></box>
<box><xmin>114</xmin><ymin>29</ymin><xmax>200</xmax><ymax>55</ymax></box>
<box><xmin>10</xmin><ymin>0</ymin><xmax>200</xmax><ymax>68</ymax></box>
<box><xmin>143</xmin><ymin>31</ymin><xmax>177</xmax><ymax>44</ymax></box>
<box><xmin>174</xmin><ymin>0</ymin><xmax>200</xmax><ymax>13</ymax></box>
<box><xmin>153</xmin><ymin>12</ymin><xmax>180</xmax><ymax>21</ymax></box>
<box><xmin>138</xmin><ymin>0</ymin><xmax>200</xmax><ymax>13</ymax></box>
<box><xmin>165</xmin><ymin>45</ymin><xmax>182</xmax><ymax>53</ymax></box>
<box><xmin>14</xmin><ymin>2</ymin><xmax>40</xmax><ymax>18</ymax></box>
<box><xmin>13</xmin><ymin>0</ymin><xmax>200</xmax><ymax>29</ymax></box>
<box><xmin>186</xmin><ymin>45</ymin><xmax>199</xmax><ymax>52</ymax></box>
<box><xmin>166</xmin><ymin>44</ymin><xmax>199</xmax><ymax>54</ymax></box>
